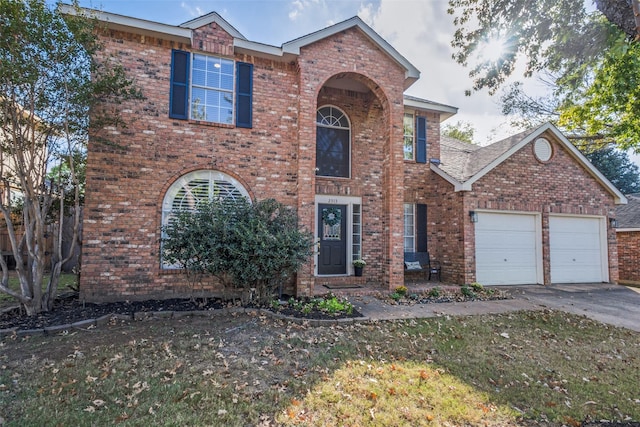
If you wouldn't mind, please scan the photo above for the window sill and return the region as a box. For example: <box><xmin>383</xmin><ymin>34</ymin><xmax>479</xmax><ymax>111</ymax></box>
<box><xmin>187</xmin><ymin>119</ymin><xmax>235</xmax><ymax>129</ymax></box>
<box><xmin>315</xmin><ymin>175</ymin><xmax>352</xmax><ymax>181</ymax></box>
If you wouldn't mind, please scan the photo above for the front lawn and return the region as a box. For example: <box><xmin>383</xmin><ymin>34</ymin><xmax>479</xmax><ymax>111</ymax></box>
<box><xmin>0</xmin><ymin>273</ymin><xmax>78</xmax><ymax>307</ymax></box>
<box><xmin>1</xmin><ymin>310</ymin><xmax>638</xmax><ymax>426</ymax></box>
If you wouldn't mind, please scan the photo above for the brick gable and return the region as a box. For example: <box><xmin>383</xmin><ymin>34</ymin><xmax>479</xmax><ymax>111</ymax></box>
<box><xmin>441</xmin><ymin>133</ymin><xmax>618</xmax><ymax>285</ymax></box>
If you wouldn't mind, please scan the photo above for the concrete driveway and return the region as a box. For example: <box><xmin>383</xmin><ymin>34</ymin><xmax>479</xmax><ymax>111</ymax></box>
<box><xmin>510</xmin><ymin>283</ymin><xmax>640</xmax><ymax>332</ymax></box>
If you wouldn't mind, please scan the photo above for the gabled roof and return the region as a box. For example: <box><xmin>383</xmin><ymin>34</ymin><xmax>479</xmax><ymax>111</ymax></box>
<box><xmin>439</xmin><ymin>128</ymin><xmax>534</xmax><ymax>182</ymax></box>
<box><xmin>435</xmin><ymin>122</ymin><xmax>627</xmax><ymax>204</ymax></box>
<box><xmin>179</xmin><ymin>11</ymin><xmax>246</xmax><ymax>39</ymax></box>
<box><xmin>404</xmin><ymin>96</ymin><xmax>458</xmax><ymax>122</ymax></box>
<box><xmin>616</xmin><ymin>193</ymin><xmax>640</xmax><ymax>229</ymax></box>
<box><xmin>60</xmin><ymin>5</ymin><xmax>420</xmax><ymax>88</ymax></box>
<box><xmin>280</xmin><ymin>16</ymin><xmax>420</xmax><ymax>87</ymax></box>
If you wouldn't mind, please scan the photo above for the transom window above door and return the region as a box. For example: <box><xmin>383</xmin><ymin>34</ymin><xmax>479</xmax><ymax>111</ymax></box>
<box><xmin>316</xmin><ymin>106</ymin><xmax>351</xmax><ymax>178</ymax></box>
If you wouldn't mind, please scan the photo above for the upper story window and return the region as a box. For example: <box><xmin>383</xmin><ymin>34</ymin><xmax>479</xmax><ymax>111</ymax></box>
<box><xmin>316</xmin><ymin>106</ymin><xmax>351</xmax><ymax>178</ymax></box>
<box><xmin>191</xmin><ymin>54</ymin><xmax>234</xmax><ymax>123</ymax></box>
<box><xmin>169</xmin><ymin>50</ymin><xmax>253</xmax><ymax>128</ymax></box>
<box><xmin>403</xmin><ymin>113</ymin><xmax>414</xmax><ymax>160</ymax></box>
<box><xmin>403</xmin><ymin>111</ymin><xmax>428</xmax><ymax>164</ymax></box>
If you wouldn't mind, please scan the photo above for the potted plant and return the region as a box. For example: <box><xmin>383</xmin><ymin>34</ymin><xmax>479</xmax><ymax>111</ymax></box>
<box><xmin>353</xmin><ymin>259</ymin><xmax>366</xmax><ymax>276</ymax></box>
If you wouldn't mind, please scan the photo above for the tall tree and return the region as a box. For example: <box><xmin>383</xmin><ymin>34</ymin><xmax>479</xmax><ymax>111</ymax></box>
<box><xmin>0</xmin><ymin>0</ymin><xmax>141</xmax><ymax>315</ymax></box>
<box><xmin>448</xmin><ymin>0</ymin><xmax>640</xmax><ymax>151</ymax></box>
<box><xmin>442</xmin><ymin>121</ymin><xmax>476</xmax><ymax>144</ymax></box>
<box><xmin>584</xmin><ymin>145</ymin><xmax>640</xmax><ymax>194</ymax></box>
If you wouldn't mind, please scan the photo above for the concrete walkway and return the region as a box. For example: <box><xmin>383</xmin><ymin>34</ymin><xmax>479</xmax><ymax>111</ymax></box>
<box><xmin>350</xmin><ymin>283</ymin><xmax>640</xmax><ymax>332</ymax></box>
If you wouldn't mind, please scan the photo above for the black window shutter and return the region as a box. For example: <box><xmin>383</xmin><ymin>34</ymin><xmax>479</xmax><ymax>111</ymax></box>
<box><xmin>169</xmin><ymin>50</ymin><xmax>190</xmax><ymax>119</ymax></box>
<box><xmin>416</xmin><ymin>116</ymin><xmax>427</xmax><ymax>163</ymax></box>
<box><xmin>235</xmin><ymin>62</ymin><xmax>253</xmax><ymax>128</ymax></box>
<box><xmin>416</xmin><ymin>204</ymin><xmax>427</xmax><ymax>252</ymax></box>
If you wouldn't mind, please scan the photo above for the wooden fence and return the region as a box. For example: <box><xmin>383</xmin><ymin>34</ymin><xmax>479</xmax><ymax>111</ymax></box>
<box><xmin>0</xmin><ymin>229</ymin><xmax>54</xmax><ymax>269</ymax></box>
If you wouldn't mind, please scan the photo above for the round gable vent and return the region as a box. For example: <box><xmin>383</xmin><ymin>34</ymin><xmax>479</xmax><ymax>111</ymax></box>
<box><xmin>534</xmin><ymin>137</ymin><xmax>553</xmax><ymax>162</ymax></box>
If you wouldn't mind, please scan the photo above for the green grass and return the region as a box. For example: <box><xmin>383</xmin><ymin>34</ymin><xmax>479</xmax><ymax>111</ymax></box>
<box><xmin>1</xmin><ymin>310</ymin><xmax>639</xmax><ymax>426</ymax></box>
<box><xmin>0</xmin><ymin>273</ymin><xmax>77</xmax><ymax>306</ymax></box>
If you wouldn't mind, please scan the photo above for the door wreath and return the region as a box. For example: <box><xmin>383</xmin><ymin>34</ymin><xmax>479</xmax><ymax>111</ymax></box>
<box><xmin>322</xmin><ymin>207</ymin><xmax>342</xmax><ymax>227</ymax></box>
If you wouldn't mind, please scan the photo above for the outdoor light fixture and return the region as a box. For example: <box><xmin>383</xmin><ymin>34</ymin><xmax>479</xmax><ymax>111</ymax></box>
<box><xmin>469</xmin><ymin>211</ymin><xmax>478</xmax><ymax>223</ymax></box>
<box><xmin>609</xmin><ymin>218</ymin><xmax>618</xmax><ymax>229</ymax></box>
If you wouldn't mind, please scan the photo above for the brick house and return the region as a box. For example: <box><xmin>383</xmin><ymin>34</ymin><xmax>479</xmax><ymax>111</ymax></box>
<box><xmin>616</xmin><ymin>194</ymin><xmax>640</xmax><ymax>284</ymax></box>
<box><xmin>66</xmin><ymin>6</ymin><xmax>626</xmax><ymax>302</ymax></box>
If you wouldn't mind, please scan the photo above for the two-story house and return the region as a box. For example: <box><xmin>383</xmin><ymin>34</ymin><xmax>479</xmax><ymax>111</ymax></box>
<box><xmin>64</xmin><ymin>6</ymin><xmax>626</xmax><ymax>302</ymax></box>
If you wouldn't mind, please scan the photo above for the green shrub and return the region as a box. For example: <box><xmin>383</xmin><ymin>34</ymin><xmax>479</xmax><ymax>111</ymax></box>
<box><xmin>162</xmin><ymin>198</ymin><xmax>314</xmax><ymax>304</ymax></box>
<box><xmin>470</xmin><ymin>282</ymin><xmax>484</xmax><ymax>292</ymax></box>
<box><xmin>428</xmin><ymin>287</ymin><xmax>441</xmax><ymax>298</ymax></box>
<box><xmin>316</xmin><ymin>295</ymin><xmax>354</xmax><ymax>315</ymax></box>
<box><xmin>283</xmin><ymin>294</ymin><xmax>354</xmax><ymax>316</ymax></box>
<box><xmin>461</xmin><ymin>284</ymin><xmax>476</xmax><ymax>298</ymax></box>
<box><xmin>395</xmin><ymin>285</ymin><xmax>408</xmax><ymax>296</ymax></box>
<box><xmin>390</xmin><ymin>292</ymin><xmax>402</xmax><ymax>301</ymax></box>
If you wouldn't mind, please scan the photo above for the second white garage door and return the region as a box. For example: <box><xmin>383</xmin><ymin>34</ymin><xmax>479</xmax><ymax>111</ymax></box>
<box><xmin>549</xmin><ymin>216</ymin><xmax>607</xmax><ymax>283</ymax></box>
<box><xmin>475</xmin><ymin>212</ymin><xmax>542</xmax><ymax>285</ymax></box>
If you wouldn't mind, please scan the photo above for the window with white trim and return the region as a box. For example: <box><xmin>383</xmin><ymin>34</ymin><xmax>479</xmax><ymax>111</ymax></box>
<box><xmin>316</xmin><ymin>106</ymin><xmax>351</xmax><ymax>178</ymax></box>
<box><xmin>161</xmin><ymin>170</ymin><xmax>250</xmax><ymax>268</ymax></box>
<box><xmin>169</xmin><ymin>50</ymin><xmax>253</xmax><ymax>128</ymax></box>
<box><xmin>190</xmin><ymin>54</ymin><xmax>234</xmax><ymax>123</ymax></box>
<box><xmin>403</xmin><ymin>113</ymin><xmax>414</xmax><ymax>160</ymax></box>
<box><xmin>403</xmin><ymin>203</ymin><xmax>415</xmax><ymax>252</ymax></box>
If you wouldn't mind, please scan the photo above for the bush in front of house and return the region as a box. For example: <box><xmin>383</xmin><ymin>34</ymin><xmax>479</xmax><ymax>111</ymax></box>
<box><xmin>162</xmin><ymin>198</ymin><xmax>314</xmax><ymax>304</ymax></box>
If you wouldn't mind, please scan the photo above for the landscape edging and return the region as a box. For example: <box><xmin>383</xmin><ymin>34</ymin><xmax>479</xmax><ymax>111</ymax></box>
<box><xmin>0</xmin><ymin>306</ymin><xmax>369</xmax><ymax>337</ymax></box>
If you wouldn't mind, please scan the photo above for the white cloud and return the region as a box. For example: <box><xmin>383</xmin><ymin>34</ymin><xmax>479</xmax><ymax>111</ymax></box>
<box><xmin>289</xmin><ymin>0</ymin><xmax>324</xmax><ymax>22</ymax></box>
<box><xmin>289</xmin><ymin>0</ymin><xmax>304</xmax><ymax>20</ymax></box>
<box><xmin>362</xmin><ymin>0</ymin><xmax>551</xmax><ymax>144</ymax></box>
<box><xmin>180</xmin><ymin>2</ymin><xmax>203</xmax><ymax>18</ymax></box>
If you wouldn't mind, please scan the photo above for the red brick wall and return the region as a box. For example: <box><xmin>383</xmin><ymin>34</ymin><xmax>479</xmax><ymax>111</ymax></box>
<box><xmin>314</xmin><ymin>88</ymin><xmax>387</xmax><ymax>281</ymax></box>
<box><xmin>294</xmin><ymin>28</ymin><xmax>407</xmax><ymax>294</ymax></box>
<box><xmin>460</xmin><ymin>132</ymin><xmax>618</xmax><ymax>285</ymax></box>
<box><xmin>82</xmin><ymin>27</ymin><xmax>302</xmax><ymax>301</ymax></box>
<box><xmin>403</xmin><ymin>112</ymin><xmax>468</xmax><ymax>281</ymax></box>
<box><xmin>617</xmin><ymin>230</ymin><xmax>640</xmax><ymax>283</ymax></box>
<box><xmin>82</xmin><ymin>23</ymin><xmax>410</xmax><ymax>301</ymax></box>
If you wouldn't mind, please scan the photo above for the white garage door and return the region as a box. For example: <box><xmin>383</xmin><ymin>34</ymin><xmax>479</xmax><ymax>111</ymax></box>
<box><xmin>549</xmin><ymin>216</ymin><xmax>607</xmax><ymax>283</ymax></box>
<box><xmin>475</xmin><ymin>212</ymin><xmax>541</xmax><ymax>285</ymax></box>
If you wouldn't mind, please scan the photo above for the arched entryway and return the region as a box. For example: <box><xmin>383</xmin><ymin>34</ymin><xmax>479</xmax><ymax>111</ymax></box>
<box><xmin>311</xmin><ymin>72</ymin><xmax>402</xmax><ymax>286</ymax></box>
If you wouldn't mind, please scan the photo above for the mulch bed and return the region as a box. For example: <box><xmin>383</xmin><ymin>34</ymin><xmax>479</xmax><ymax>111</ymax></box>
<box><xmin>1</xmin><ymin>286</ymin><xmax>514</xmax><ymax>332</ymax></box>
<box><xmin>0</xmin><ymin>293</ymin><xmax>363</xmax><ymax>331</ymax></box>
<box><xmin>0</xmin><ymin>294</ymin><xmax>225</xmax><ymax>331</ymax></box>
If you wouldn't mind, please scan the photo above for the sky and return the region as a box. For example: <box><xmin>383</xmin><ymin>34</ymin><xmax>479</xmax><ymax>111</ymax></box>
<box><xmin>65</xmin><ymin>0</ymin><xmax>640</xmax><ymax>166</ymax></box>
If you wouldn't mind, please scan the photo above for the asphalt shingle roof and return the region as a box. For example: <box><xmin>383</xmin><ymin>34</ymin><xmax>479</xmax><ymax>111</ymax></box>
<box><xmin>616</xmin><ymin>193</ymin><xmax>640</xmax><ymax>228</ymax></box>
<box><xmin>439</xmin><ymin>128</ymin><xmax>536</xmax><ymax>182</ymax></box>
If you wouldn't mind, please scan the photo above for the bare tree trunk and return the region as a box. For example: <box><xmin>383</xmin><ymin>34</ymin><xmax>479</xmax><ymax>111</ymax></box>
<box><xmin>633</xmin><ymin>0</ymin><xmax>640</xmax><ymax>40</ymax></box>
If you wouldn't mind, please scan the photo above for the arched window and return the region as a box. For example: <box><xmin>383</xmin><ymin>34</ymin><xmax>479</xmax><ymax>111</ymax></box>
<box><xmin>161</xmin><ymin>170</ymin><xmax>250</xmax><ymax>267</ymax></box>
<box><xmin>316</xmin><ymin>106</ymin><xmax>351</xmax><ymax>178</ymax></box>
